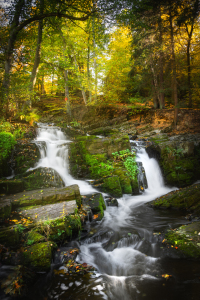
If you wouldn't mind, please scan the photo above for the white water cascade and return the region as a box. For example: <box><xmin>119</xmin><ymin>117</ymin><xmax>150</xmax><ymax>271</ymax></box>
<box><xmin>32</xmin><ymin>123</ymin><xmax>177</xmax><ymax>300</ymax></box>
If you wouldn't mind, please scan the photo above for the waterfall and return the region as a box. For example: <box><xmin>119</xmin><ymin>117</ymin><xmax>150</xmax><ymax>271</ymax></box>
<box><xmin>32</xmin><ymin>123</ymin><xmax>178</xmax><ymax>300</ymax></box>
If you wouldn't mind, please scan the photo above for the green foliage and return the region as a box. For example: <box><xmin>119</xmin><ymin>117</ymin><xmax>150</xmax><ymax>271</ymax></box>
<box><xmin>0</xmin><ymin>132</ymin><xmax>16</xmax><ymax>161</ymax></box>
<box><xmin>16</xmin><ymin>224</ymin><xmax>26</xmax><ymax>234</ymax></box>
<box><xmin>112</xmin><ymin>149</ymin><xmax>138</xmax><ymax>180</ymax></box>
<box><xmin>26</xmin><ymin>239</ymin><xmax>34</xmax><ymax>246</ymax></box>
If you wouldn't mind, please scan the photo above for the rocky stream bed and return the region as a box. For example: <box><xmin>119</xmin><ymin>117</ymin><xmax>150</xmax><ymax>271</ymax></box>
<box><xmin>0</xmin><ymin>110</ymin><xmax>200</xmax><ymax>299</ymax></box>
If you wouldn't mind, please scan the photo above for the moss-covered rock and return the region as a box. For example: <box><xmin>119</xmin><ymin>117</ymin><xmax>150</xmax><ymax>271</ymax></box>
<box><xmin>82</xmin><ymin>193</ymin><xmax>106</xmax><ymax>220</ymax></box>
<box><xmin>22</xmin><ymin>167</ymin><xmax>65</xmax><ymax>190</ymax></box>
<box><xmin>8</xmin><ymin>185</ymin><xmax>81</xmax><ymax>209</ymax></box>
<box><xmin>36</xmin><ymin>214</ymin><xmax>82</xmax><ymax>242</ymax></box>
<box><xmin>0</xmin><ymin>198</ymin><xmax>12</xmax><ymax>219</ymax></box>
<box><xmin>0</xmin><ymin>179</ymin><xmax>24</xmax><ymax>195</ymax></box>
<box><xmin>13</xmin><ymin>141</ymin><xmax>40</xmax><ymax>175</ymax></box>
<box><xmin>23</xmin><ymin>242</ymin><xmax>55</xmax><ymax>270</ymax></box>
<box><xmin>0</xmin><ymin>226</ymin><xmax>19</xmax><ymax>247</ymax></box>
<box><xmin>147</xmin><ymin>135</ymin><xmax>200</xmax><ymax>187</ymax></box>
<box><xmin>113</xmin><ymin>168</ymin><xmax>132</xmax><ymax>194</ymax></box>
<box><xmin>149</xmin><ymin>183</ymin><xmax>200</xmax><ymax>215</ymax></box>
<box><xmin>164</xmin><ymin>222</ymin><xmax>200</xmax><ymax>258</ymax></box>
<box><xmin>25</xmin><ymin>231</ymin><xmax>46</xmax><ymax>246</ymax></box>
<box><xmin>101</xmin><ymin>176</ymin><xmax>123</xmax><ymax>198</ymax></box>
<box><xmin>88</xmin><ymin>126</ymin><xmax>120</xmax><ymax>136</ymax></box>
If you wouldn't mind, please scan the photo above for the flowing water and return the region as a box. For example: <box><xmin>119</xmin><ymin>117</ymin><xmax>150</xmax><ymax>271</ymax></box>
<box><xmin>21</xmin><ymin>124</ymin><xmax>200</xmax><ymax>299</ymax></box>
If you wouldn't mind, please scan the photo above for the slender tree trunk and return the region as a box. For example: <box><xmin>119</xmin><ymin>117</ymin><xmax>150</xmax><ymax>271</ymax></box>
<box><xmin>64</xmin><ymin>70</ymin><xmax>71</xmax><ymax>116</ymax></box>
<box><xmin>152</xmin><ymin>79</ymin><xmax>159</xmax><ymax>108</ymax></box>
<box><xmin>41</xmin><ymin>76</ymin><xmax>46</xmax><ymax>94</ymax></box>
<box><xmin>186</xmin><ymin>24</ymin><xmax>193</xmax><ymax>108</ymax></box>
<box><xmin>73</xmin><ymin>55</ymin><xmax>87</xmax><ymax>105</ymax></box>
<box><xmin>158</xmin><ymin>12</ymin><xmax>165</xmax><ymax>109</ymax></box>
<box><xmin>92</xmin><ymin>1</ymin><xmax>97</xmax><ymax>102</ymax></box>
<box><xmin>87</xmin><ymin>36</ymin><xmax>92</xmax><ymax>102</ymax></box>
<box><xmin>169</xmin><ymin>7</ymin><xmax>178</xmax><ymax>126</ymax></box>
<box><xmin>150</xmin><ymin>57</ymin><xmax>160</xmax><ymax>107</ymax></box>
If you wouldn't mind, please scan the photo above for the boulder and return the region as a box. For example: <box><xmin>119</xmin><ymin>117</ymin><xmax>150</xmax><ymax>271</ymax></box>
<box><xmin>164</xmin><ymin>222</ymin><xmax>200</xmax><ymax>258</ymax></box>
<box><xmin>0</xmin><ymin>179</ymin><xmax>24</xmax><ymax>195</ymax></box>
<box><xmin>105</xmin><ymin>197</ymin><xmax>118</xmax><ymax>207</ymax></box>
<box><xmin>25</xmin><ymin>231</ymin><xmax>46</xmax><ymax>246</ymax></box>
<box><xmin>22</xmin><ymin>167</ymin><xmax>65</xmax><ymax>190</ymax></box>
<box><xmin>0</xmin><ymin>226</ymin><xmax>19</xmax><ymax>247</ymax></box>
<box><xmin>147</xmin><ymin>134</ymin><xmax>200</xmax><ymax>187</ymax></box>
<box><xmin>82</xmin><ymin>193</ymin><xmax>106</xmax><ymax>220</ymax></box>
<box><xmin>149</xmin><ymin>183</ymin><xmax>200</xmax><ymax>215</ymax></box>
<box><xmin>0</xmin><ymin>198</ymin><xmax>12</xmax><ymax>220</ymax></box>
<box><xmin>13</xmin><ymin>141</ymin><xmax>40</xmax><ymax>175</ymax></box>
<box><xmin>101</xmin><ymin>176</ymin><xmax>123</xmax><ymax>198</ymax></box>
<box><xmin>23</xmin><ymin>242</ymin><xmax>55</xmax><ymax>270</ymax></box>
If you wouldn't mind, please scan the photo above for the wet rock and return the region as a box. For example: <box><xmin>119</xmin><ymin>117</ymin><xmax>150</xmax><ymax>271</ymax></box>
<box><xmin>3</xmin><ymin>184</ymin><xmax>82</xmax><ymax>209</ymax></box>
<box><xmin>13</xmin><ymin>141</ymin><xmax>40</xmax><ymax>175</ymax></box>
<box><xmin>25</xmin><ymin>231</ymin><xmax>46</xmax><ymax>246</ymax></box>
<box><xmin>20</xmin><ymin>200</ymin><xmax>77</xmax><ymax>223</ymax></box>
<box><xmin>0</xmin><ymin>198</ymin><xmax>12</xmax><ymax>220</ymax></box>
<box><xmin>0</xmin><ymin>179</ymin><xmax>24</xmax><ymax>195</ymax></box>
<box><xmin>149</xmin><ymin>183</ymin><xmax>200</xmax><ymax>215</ymax></box>
<box><xmin>23</xmin><ymin>242</ymin><xmax>55</xmax><ymax>270</ymax></box>
<box><xmin>22</xmin><ymin>167</ymin><xmax>65</xmax><ymax>190</ymax></box>
<box><xmin>105</xmin><ymin>197</ymin><xmax>118</xmax><ymax>207</ymax></box>
<box><xmin>82</xmin><ymin>193</ymin><xmax>106</xmax><ymax>220</ymax></box>
<box><xmin>0</xmin><ymin>226</ymin><xmax>19</xmax><ymax>247</ymax></box>
<box><xmin>101</xmin><ymin>176</ymin><xmax>123</xmax><ymax>198</ymax></box>
<box><xmin>164</xmin><ymin>222</ymin><xmax>200</xmax><ymax>258</ymax></box>
<box><xmin>147</xmin><ymin>133</ymin><xmax>200</xmax><ymax>187</ymax></box>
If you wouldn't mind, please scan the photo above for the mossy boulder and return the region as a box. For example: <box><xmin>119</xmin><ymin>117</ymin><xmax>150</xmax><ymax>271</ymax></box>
<box><xmin>35</xmin><ymin>214</ymin><xmax>82</xmax><ymax>242</ymax></box>
<box><xmin>149</xmin><ymin>183</ymin><xmax>200</xmax><ymax>215</ymax></box>
<box><xmin>25</xmin><ymin>231</ymin><xmax>46</xmax><ymax>246</ymax></box>
<box><xmin>13</xmin><ymin>141</ymin><xmax>40</xmax><ymax>175</ymax></box>
<box><xmin>0</xmin><ymin>226</ymin><xmax>19</xmax><ymax>247</ymax></box>
<box><xmin>147</xmin><ymin>136</ymin><xmax>200</xmax><ymax>187</ymax></box>
<box><xmin>22</xmin><ymin>167</ymin><xmax>65</xmax><ymax>190</ymax></box>
<box><xmin>113</xmin><ymin>168</ymin><xmax>133</xmax><ymax>194</ymax></box>
<box><xmin>0</xmin><ymin>198</ymin><xmax>12</xmax><ymax>220</ymax></box>
<box><xmin>23</xmin><ymin>242</ymin><xmax>55</xmax><ymax>270</ymax></box>
<box><xmin>88</xmin><ymin>126</ymin><xmax>120</xmax><ymax>136</ymax></box>
<box><xmin>164</xmin><ymin>222</ymin><xmax>200</xmax><ymax>258</ymax></box>
<box><xmin>101</xmin><ymin>176</ymin><xmax>123</xmax><ymax>198</ymax></box>
<box><xmin>0</xmin><ymin>179</ymin><xmax>24</xmax><ymax>195</ymax></box>
<box><xmin>82</xmin><ymin>193</ymin><xmax>106</xmax><ymax>220</ymax></box>
<box><xmin>0</xmin><ymin>132</ymin><xmax>16</xmax><ymax>178</ymax></box>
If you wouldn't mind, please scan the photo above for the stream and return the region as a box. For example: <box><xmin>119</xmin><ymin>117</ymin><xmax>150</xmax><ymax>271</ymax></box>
<box><xmin>6</xmin><ymin>124</ymin><xmax>200</xmax><ymax>300</ymax></box>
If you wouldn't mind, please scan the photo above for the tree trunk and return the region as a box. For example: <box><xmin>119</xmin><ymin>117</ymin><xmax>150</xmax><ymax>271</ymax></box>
<box><xmin>169</xmin><ymin>7</ymin><xmax>178</xmax><ymax>126</ymax></box>
<box><xmin>64</xmin><ymin>70</ymin><xmax>71</xmax><ymax>116</ymax></box>
<box><xmin>158</xmin><ymin>13</ymin><xmax>165</xmax><ymax>109</ymax></box>
<box><xmin>186</xmin><ymin>24</ymin><xmax>193</xmax><ymax>108</ymax></box>
<box><xmin>150</xmin><ymin>58</ymin><xmax>160</xmax><ymax>107</ymax></box>
<box><xmin>152</xmin><ymin>80</ymin><xmax>159</xmax><ymax>109</ymax></box>
<box><xmin>92</xmin><ymin>1</ymin><xmax>97</xmax><ymax>102</ymax></box>
<box><xmin>87</xmin><ymin>36</ymin><xmax>92</xmax><ymax>102</ymax></box>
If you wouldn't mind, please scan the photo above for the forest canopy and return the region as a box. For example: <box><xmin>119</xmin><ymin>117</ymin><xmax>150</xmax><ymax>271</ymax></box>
<box><xmin>0</xmin><ymin>0</ymin><xmax>200</xmax><ymax>121</ymax></box>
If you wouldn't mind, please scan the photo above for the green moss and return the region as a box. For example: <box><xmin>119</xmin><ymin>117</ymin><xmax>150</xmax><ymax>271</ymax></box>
<box><xmin>0</xmin><ymin>227</ymin><xmax>19</xmax><ymax>247</ymax></box>
<box><xmin>165</xmin><ymin>230</ymin><xmax>200</xmax><ymax>258</ymax></box>
<box><xmin>82</xmin><ymin>193</ymin><xmax>106</xmax><ymax>220</ymax></box>
<box><xmin>113</xmin><ymin>168</ymin><xmax>132</xmax><ymax>194</ymax></box>
<box><xmin>0</xmin><ymin>179</ymin><xmax>24</xmax><ymax>194</ymax></box>
<box><xmin>102</xmin><ymin>176</ymin><xmax>123</xmax><ymax>198</ymax></box>
<box><xmin>25</xmin><ymin>231</ymin><xmax>46</xmax><ymax>245</ymax></box>
<box><xmin>160</xmin><ymin>146</ymin><xmax>199</xmax><ymax>187</ymax></box>
<box><xmin>150</xmin><ymin>183</ymin><xmax>200</xmax><ymax>214</ymax></box>
<box><xmin>23</xmin><ymin>242</ymin><xmax>55</xmax><ymax>270</ymax></box>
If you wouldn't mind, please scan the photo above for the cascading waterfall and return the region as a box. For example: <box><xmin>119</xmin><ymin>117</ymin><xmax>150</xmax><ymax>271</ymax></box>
<box><xmin>32</xmin><ymin>124</ymin><xmax>180</xmax><ymax>300</ymax></box>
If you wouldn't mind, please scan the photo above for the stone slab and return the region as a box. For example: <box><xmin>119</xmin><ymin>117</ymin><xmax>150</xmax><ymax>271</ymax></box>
<box><xmin>0</xmin><ymin>184</ymin><xmax>81</xmax><ymax>209</ymax></box>
<box><xmin>20</xmin><ymin>200</ymin><xmax>77</xmax><ymax>222</ymax></box>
